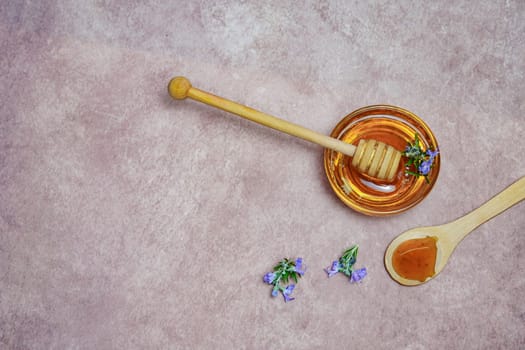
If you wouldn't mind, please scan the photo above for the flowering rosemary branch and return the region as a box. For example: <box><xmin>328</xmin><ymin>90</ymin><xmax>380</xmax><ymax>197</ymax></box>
<box><xmin>325</xmin><ymin>245</ymin><xmax>367</xmax><ymax>283</ymax></box>
<box><xmin>263</xmin><ymin>258</ymin><xmax>305</xmax><ymax>302</ymax></box>
<box><xmin>402</xmin><ymin>134</ymin><xmax>439</xmax><ymax>183</ymax></box>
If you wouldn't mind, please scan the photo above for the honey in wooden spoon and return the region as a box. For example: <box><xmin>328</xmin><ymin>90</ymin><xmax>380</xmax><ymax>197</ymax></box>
<box><xmin>391</xmin><ymin>236</ymin><xmax>438</xmax><ymax>282</ymax></box>
<box><xmin>385</xmin><ymin>176</ymin><xmax>525</xmax><ymax>286</ymax></box>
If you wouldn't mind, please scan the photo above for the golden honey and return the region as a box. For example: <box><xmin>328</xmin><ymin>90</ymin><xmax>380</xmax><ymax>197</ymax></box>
<box><xmin>392</xmin><ymin>236</ymin><xmax>438</xmax><ymax>282</ymax></box>
<box><xmin>324</xmin><ymin>105</ymin><xmax>440</xmax><ymax>216</ymax></box>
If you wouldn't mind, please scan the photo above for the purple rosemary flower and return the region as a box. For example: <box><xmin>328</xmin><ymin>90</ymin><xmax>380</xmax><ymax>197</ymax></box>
<box><xmin>271</xmin><ymin>288</ymin><xmax>279</xmax><ymax>297</ymax></box>
<box><xmin>282</xmin><ymin>284</ymin><xmax>295</xmax><ymax>302</ymax></box>
<box><xmin>418</xmin><ymin>160</ymin><xmax>432</xmax><ymax>176</ymax></box>
<box><xmin>325</xmin><ymin>260</ymin><xmax>340</xmax><ymax>277</ymax></box>
<box><xmin>426</xmin><ymin>148</ymin><xmax>439</xmax><ymax>160</ymax></box>
<box><xmin>294</xmin><ymin>257</ymin><xmax>306</xmax><ymax>275</ymax></box>
<box><xmin>263</xmin><ymin>272</ymin><xmax>276</xmax><ymax>284</ymax></box>
<box><xmin>350</xmin><ymin>267</ymin><xmax>367</xmax><ymax>283</ymax></box>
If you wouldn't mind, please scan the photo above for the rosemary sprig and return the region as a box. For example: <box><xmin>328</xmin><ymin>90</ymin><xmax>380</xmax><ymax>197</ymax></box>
<box><xmin>402</xmin><ymin>134</ymin><xmax>439</xmax><ymax>183</ymax></box>
<box><xmin>263</xmin><ymin>257</ymin><xmax>305</xmax><ymax>302</ymax></box>
<box><xmin>325</xmin><ymin>245</ymin><xmax>367</xmax><ymax>283</ymax></box>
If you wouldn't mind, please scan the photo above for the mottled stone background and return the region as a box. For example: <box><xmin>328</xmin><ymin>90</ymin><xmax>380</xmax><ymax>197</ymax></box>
<box><xmin>1</xmin><ymin>1</ymin><xmax>524</xmax><ymax>349</ymax></box>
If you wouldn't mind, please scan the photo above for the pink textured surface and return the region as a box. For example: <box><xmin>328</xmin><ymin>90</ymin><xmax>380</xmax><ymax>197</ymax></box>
<box><xmin>1</xmin><ymin>1</ymin><xmax>524</xmax><ymax>349</ymax></box>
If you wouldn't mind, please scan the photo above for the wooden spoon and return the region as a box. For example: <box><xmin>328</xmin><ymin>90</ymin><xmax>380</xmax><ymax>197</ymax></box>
<box><xmin>385</xmin><ymin>176</ymin><xmax>525</xmax><ymax>286</ymax></box>
<box><xmin>168</xmin><ymin>76</ymin><xmax>402</xmax><ymax>181</ymax></box>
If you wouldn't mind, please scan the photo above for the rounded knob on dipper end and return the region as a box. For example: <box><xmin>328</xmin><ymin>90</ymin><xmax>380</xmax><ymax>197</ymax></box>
<box><xmin>168</xmin><ymin>76</ymin><xmax>192</xmax><ymax>100</ymax></box>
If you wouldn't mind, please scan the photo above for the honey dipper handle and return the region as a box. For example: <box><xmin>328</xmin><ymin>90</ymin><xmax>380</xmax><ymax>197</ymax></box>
<box><xmin>168</xmin><ymin>77</ymin><xmax>357</xmax><ymax>157</ymax></box>
<box><xmin>445</xmin><ymin>176</ymin><xmax>525</xmax><ymax>245</ymax></box>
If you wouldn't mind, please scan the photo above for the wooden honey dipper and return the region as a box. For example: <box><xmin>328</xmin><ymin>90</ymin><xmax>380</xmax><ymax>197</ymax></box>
<box><xmin>168</xmin><ymin>77</ymin><xmax>402</xmax><ymax>181</ymax></box>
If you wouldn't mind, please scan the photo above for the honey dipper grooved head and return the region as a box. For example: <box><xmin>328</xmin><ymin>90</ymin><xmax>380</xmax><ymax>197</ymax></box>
<box><xmin>352</xmin><ymin>139</ymin><xmax>402</xmax><ymax>181</ymax></box>
<box><xmin>168</xmin><ymin>77</ymin><xmax>192</xmax><ymax>100</ymax></box>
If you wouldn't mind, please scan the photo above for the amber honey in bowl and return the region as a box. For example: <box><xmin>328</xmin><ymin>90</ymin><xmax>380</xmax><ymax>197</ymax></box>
<box><xmin>324</xmin><ymin>105</ymin><xmax>440</xmax><ymax>216</ymax></box>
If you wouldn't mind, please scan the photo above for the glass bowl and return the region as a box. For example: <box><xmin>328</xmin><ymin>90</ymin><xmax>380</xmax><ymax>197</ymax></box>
<box><xmin>323</xmin><ymin>105</ymin><xmax>440</xmax><ymax>216</ymax></box>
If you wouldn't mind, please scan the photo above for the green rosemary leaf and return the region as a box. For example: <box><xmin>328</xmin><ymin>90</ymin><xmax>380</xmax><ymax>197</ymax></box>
<box><xmin>414</xmin><ymin>133</ymin><xmax>420</xmax><ymax>146</ymax></box>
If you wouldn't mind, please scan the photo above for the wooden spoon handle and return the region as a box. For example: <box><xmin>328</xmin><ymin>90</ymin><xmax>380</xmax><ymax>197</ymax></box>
<box><xmin>168</xmin><ymin>77</ymin><xmax>357</xmax><ymax>157</ymax></box>
<box><xmin>446</xmin><ymin>176</ymin><xmax>525</xmax><ymax>244</ymax></box>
